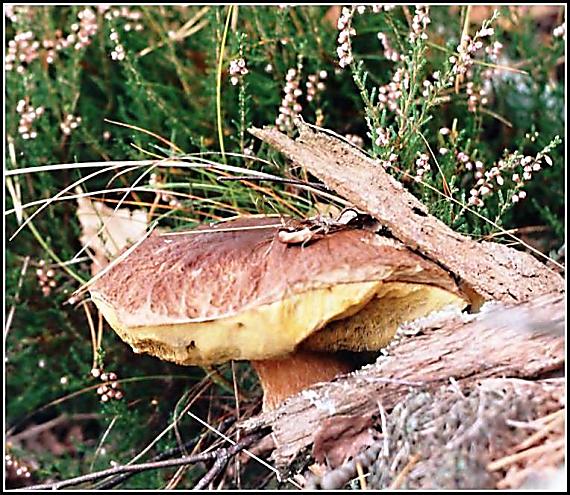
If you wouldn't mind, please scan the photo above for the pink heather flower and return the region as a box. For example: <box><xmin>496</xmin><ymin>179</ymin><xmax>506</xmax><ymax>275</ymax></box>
<box><xmin>275</xmin><ymin>68</ymin><xmax>302</xmax><ymax>133</ymax></box>
<box><xmin>414</xmin><ymin>153</ymin><xmax>430</xmax><ymax>182</ymax></box>
<box><xmin>306</xmin><ymin>71</ymin><xmax>327</xmax><ymax>102</ymax></box>
<box><xmin>337</xmin><ymin>9</ymin><xmax>355</xmax><ymax>69</ymax></box>
<box><xmin>451</xmin><ymin>11</ymin><xmax>499</xmax><ymax>78</ymax></box>
<box><xmin>485</xmin><ymin>40</ymin><xmax>503</xmax><ymax>61</ymax></box>
<box><xmin>553</xmin><ymin>22</ymin><xmax>565</xmax><ymax>40</ymax></box>
<box><xmin>16</xmin><ymin>100</ymin><xmax>44</xmax><ymax>140</ymax></box>
<box><xmin>60</xmin><ymin>114</ymin><xmax>82</xmax><ymax>136</ymax></box>
<box><xmin>229</xmin><ymin>58</ymin><xmax>248</xmax><ymax>86</ymax></box>
<box><xmin>457</xmin><ymin>152</ymin><xmax>469</xmax><ymax>163</ymax></box>
<box><xmin>109</xmin><ymin>29</ymin><xmax>126</xmax><ymax>61</ymax></box>
<box><xmin>377</xmin><ymin>68</ymin><xmax>409</xmax><ymax>113</ymax></box>
<box><xmin>374</xmin><ymin>127</ymin><xmax>390</xmax><ymax>147</ymax></box>
<box><xmin>409</xmin><ymin>5</ymin><xmax>430</xmax><ymax>43</ymax></box>
<box><xmin>377</xmin><ymin>32</ymin><xmax>400</xmax><ymax>62</ymax></box>
<box><xmin>371</xmin><ymin>5</ymin><xmax>396</xmax><ymax>13</ymax></box>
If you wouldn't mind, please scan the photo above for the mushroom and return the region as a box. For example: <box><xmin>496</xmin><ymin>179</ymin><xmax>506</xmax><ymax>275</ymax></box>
<box><xmin>89</xmin><ymin>216</ymin><xmax>468</xmax><ymax>410</ymax></box>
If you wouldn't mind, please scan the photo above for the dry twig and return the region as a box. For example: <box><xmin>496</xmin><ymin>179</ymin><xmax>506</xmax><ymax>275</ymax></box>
<box><xmin>22</xmin><ymin>431</ymin><xmax>263</xmax><ymax>491</ymax></box>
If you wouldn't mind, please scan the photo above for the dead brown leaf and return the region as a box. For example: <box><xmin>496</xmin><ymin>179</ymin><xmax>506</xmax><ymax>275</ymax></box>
<box><xmin>76</xmin><ymin>190</ymin><xmax>151</xmax><ymax>275</ymax></box>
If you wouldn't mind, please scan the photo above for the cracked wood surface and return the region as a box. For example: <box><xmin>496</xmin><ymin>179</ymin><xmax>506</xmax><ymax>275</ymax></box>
<box><xmin>239</xmin><ymin>293</ymin><xmax>565</xmax><ymax>467</ymax></box>
<box><xmin>249</xmin><ymin>124</ymin><xmax>564</xmax><ymax>305</ymax></box>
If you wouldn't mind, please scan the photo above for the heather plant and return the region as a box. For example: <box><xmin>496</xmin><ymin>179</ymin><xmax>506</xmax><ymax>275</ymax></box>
<box><xmin>4</xmin><ymin>5</ymin><xmax>566</xmax><ymax>489</ymax></box>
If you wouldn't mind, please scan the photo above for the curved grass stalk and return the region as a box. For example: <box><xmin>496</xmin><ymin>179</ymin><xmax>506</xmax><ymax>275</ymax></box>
<box><xmin>216</xmin><ymin>5</ymin><xmax>234</xmax><ymax>162</ymax></box>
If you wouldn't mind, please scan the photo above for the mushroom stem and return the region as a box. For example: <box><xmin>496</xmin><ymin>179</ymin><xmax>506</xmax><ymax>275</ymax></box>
<box><xmin>251</xmin><ymin>350</ymin><xmax>355</xmax><ymax>411</ymax></box>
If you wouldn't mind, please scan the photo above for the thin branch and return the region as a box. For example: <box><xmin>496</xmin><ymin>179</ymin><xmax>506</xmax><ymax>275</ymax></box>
<box><xmin>22</xmin><ymin>432</ymin><xmax>262</xmax><ymax>491</ymax></box>
<box><xmin>194</xmin><ymin>448</ymin><xmax>233</xmax><ymax>490</ymax></box>
<box><xmin>93</xmin><ymin>417</ymin><xmax>236</xmax><ymax>490</ymax></box>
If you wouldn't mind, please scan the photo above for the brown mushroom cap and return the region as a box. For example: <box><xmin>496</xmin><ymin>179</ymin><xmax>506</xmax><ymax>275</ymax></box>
<box><xmin>90</xmin><ymin>216</ymin><xmax>466</xmax><ymax>367</ymax></box>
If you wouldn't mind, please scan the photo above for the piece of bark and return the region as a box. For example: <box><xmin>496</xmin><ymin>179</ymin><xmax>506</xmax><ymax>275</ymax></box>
<box><xmin>248</xmin><ymin>124</ymin><xmax>564</xmax><ymax>305</ymax></box>
<box><xmin>312</xmin><ymin>414</ymin><xmax>377</xmax><ymax>468</ymax></box>
<box><xmin>239</xmin><ymin>292</ymin><xmax>564</xmax><ymax>467</ymax></box>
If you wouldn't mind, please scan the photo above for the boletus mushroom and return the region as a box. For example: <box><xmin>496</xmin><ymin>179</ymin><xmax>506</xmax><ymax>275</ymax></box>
<box><xmin>89</xmin><ymin>216</ymin><xmax>468</xmax><ymax>410</ymax></box>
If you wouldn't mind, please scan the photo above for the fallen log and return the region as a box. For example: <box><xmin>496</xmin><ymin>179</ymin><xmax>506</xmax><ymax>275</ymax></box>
<box><xmin>239</xmin><ymin>292</ymin><xmax>564</xmax><ymax>467</ymax></box>
<box><xmin>248</xmin><ymin>123</ymin><xmax>564</xmax><ymax>305</ymax></box>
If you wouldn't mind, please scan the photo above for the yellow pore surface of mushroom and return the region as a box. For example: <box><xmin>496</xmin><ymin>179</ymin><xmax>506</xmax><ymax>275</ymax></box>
<box><xmin>303</xmin><ymin>281</ymin><xmax>467</xmax><ymax>352</ymax></box>
<box><xmin>91</xmin><ymin>280</ymin><xmax>382</xmax><ymax>366</ymax></box>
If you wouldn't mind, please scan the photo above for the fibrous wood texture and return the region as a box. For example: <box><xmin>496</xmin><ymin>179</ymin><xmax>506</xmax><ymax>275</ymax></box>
<box><xmin>239</xmin><ymin>292</ymin><xmax>564</xmax><ymax>467</ymax></box>
<box><xmin>249</xmin><ymin>124</ymin><xmax>564</xmax><ymax>305</ymax></box>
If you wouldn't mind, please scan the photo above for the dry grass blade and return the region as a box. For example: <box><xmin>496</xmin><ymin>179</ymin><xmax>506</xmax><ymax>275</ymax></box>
<box><xmin>24</xmin><ymin>218</ymin><xmax>87</xmax><ymax>285</ymax></box>
<box><xmin>487</xmin><ymin>438</ymin><xmax>565</xmax><ymax>472</ymax></box>
<box><xmin>89</xmin><ymin>416</ymin><xmax>119</xmax><ymax>472</ymax></box>
<box><xmin>355</xmin><ymin>462</ymin><xmax>367</xmax><ymax>490</ymax></box>
<box><xmin>7</xmin><ymin>162</ymin><xmax>150</xmax><ymax>242</ymax></box>
<box><xmin>6</xmin><ymin>138</ymin><xmax>23</xmax><ymax>224</ymax></box>
<box><xmin>125</xmin><ymin>377</ymin><xmax>213</xmax><ymax>467</ymax></box>
<box><xmin>216</xmin><ymin>5</ymin><xmax>234</xmax><ymax>161</ymax></box>
<box><xmin>5</xmin><ymin>160</ymin><xmax>156</xmax><ymax>177</ymax></box>
<box><xmin>531</xmin><ymin>409</ymin><xmax>565</xmax><ymax>426</ymax></box>
<box><xmin>231</xmin><ymin>361</ymin><xmax>242</xmax><ymax>489</ymax></box>
<box><xmin>104</xmin><ymin>119</ymin><xmax>183</xmax><ymax>153</ymax></box>
<box><xmin>4</xmin><ymin>255</ymin><xmax>29</xmax><ymax>341</ymax></box>
<box><xmin>5</xmin><ymin>176</ymin><xmax>23</xmax><ymax>225</ymax></box>
<box><xmin>509</xmin><ymin>411</ymin><xmax>565</xmax><ymax>454</ymax></box>
<box><xmin>22</xmin><ymin>433</ymin><xmax>262</xmax><ymax>491</ymax></box>
<box><xmin>7</xmin><ymin>413</ymin><xmax>101</xmax><ymax>443</ymax></box>
<box><xmin>4</xmin><ymin>187</ymin><xmax>230</xmax><ymax>217</ymax></box>
<box><xmin>389</xmin><ymin>453</ymin><xmax>421</xmax><ymax>489</ymax></box>
<box><xmin>80</xmin><ymin>301</ymin><xmax>98</xmax><ymax>370</ymax></box>
<box><xmin>455</xmin><ymin>5</ymin><xmax>472</xmax><ymax>93</ymax></box>
<box><xmin>2</xmin><ymin>151</ymin><xmax>281</xmax><ymax>177</ymax></box>
<box><xmin>138</xmin><ymin>6</ymin><xmax>210</xmax><ymax>57</ymax></box>
<box><xmin>487</xmin><ymin>407</ymin><xmax>565</xmax><ymax>486</ymax></box>
<box><xmin>417</xmin><ymin>130</ymin><xmax>452</xmax><ymax>197</ymax></box>
<box><xmin>480</xmin><ymin>107</ymin><xmax>513</xmax><ymax>127</ymax></box>
<box><xmin>159</xmin><ymin>222</ymin><xmax>283</xmax><ymax>237</ymax></box>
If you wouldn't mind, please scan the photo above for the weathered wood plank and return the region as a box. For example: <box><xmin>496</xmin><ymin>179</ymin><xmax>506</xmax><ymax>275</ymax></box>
<box><xmin>249</xmin><ymin>124</ymin><xmax>564</xmax><ymax>305</ymax></box>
